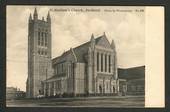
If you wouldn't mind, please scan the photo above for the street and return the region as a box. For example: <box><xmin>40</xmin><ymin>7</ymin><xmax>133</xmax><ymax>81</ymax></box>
<box><xmin>6</xmin><ymin>95</ymin><xmax>144</xmax><ymax>108</ymax></box>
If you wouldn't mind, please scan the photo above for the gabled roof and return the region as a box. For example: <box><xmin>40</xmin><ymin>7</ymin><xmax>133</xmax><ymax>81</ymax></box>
<box><xmin>73</xmin><ymin>41</ymin><xmax>90</xmax><ymax>62</ymax></box>
<box><xmin>95</xmin><ymin>36</ymin><xmax>103</xmax><ymax>44</ymax></box>
<box><xmin>95</xmin><ymin>35</ymin><xmax>112</xmax><ymax>49</ymax></box>
<box><xmin>52</xmin><ymin>34</ymin><xmax>112</xmax><ymax>64</ymax></box>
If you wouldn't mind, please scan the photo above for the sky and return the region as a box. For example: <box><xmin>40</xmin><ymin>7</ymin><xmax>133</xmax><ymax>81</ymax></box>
<box><xmin>7</xmin><ymin>6</ymin><xmax>145</xmax><ymax>91</ymax></box>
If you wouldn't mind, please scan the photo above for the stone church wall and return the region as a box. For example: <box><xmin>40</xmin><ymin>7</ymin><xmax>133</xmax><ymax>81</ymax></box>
<box><xmin>74</xmin><ymin>63</ymin><xmax>85</xmax><ymax>95</ymax></box>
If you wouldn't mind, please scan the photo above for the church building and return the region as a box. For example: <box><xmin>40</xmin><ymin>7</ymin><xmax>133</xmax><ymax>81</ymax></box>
<box><xmin>26</xmin><ymin>8</ymin><xmax>122</xmax><ymax>98</ymax></box>
<box><xmin>44</xmin><ymin>32</ymin><xmax>119</xmax><ymax>97</ymax></box>
<box><xmin>26</xmin><ymin>8</ymin><xmax>53</xmax><ymax>98</ymax></box>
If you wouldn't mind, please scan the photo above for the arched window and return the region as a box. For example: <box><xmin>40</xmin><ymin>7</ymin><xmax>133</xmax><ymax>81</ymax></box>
<box><xmin>101</xmin><ymin>53</ymin><xmax>103</xmax><ymax>72</ymax></box>
<box><xmin>41</xmin><ymin>50</ymin><xmax>44</xmax><ymax>55</ymax></box>
<box><xmin>97</xmin><ymin>52</ymin><xmax>99</xmax><ymax>71</ymax></box>
<box><xmin>113</xmin><ymin>86</ymin><xmax>115</xmax><ymax>93</ymax></box>
<box><xmin>45</xmin><ymin>33</ymin><xmax>47</xmax><ymax>47</ymax></box>
<box><xmin>38</xmin><ymin>32</ymin><xmax>41</xmax><ymax>45</ymax></box>
<box><xmin>38</xmin><ymin>49</ymin><xmax>40</xmax><ymax>55</ymax></box>
<box><xmin>109</xmin><ymin>55</ymin><xmax>111</xmax><ymax>73</ymax></box>
<box><xmin>41</xmin><ymin>32</ymin><xmax>44</xmax><ymax>46</ymax></box>
<box><xmin>99</xmin><ymin>85</ymin><xmax>102</xmax><ymax>94</ymax></box>
<box><xmin>105</xmin><ymin>54</ymin><xmax>107</xmax><ymax>72</ymax></box>
<box><xmin>106</xmin><ymin>82</ymin><xmax>109</xmax><ymax>90</ymax></box>
<box><xmin>45</xmin><ymin>50</ymin><xmax>47</xmax><ymax>55</ymax></box>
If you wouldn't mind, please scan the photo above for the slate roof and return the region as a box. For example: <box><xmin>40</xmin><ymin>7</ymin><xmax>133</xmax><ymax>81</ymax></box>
<box><xmin>52</xmin><ymin>50</ymin><xmax>71</xmax><ymax>65</ymax></box>
<box><xmin>46</xmin><ymin>73</ymin><xmax>66</xmax><ymax>81</ymax></box>
<box><xmin>52</xmin><ymin>34</ymin><xmax>110</xmax><ymax>64</ymax></box>
<box><xmin>118</xmin><ymin>66</ymin><xmax>145</xmax><ymax>80</ymax></box>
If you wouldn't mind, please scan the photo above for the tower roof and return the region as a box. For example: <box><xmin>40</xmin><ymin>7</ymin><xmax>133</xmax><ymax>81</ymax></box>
<box><xmin>47</xmin><ymin>11</ymin><xmax>51</xmax><ymax>22</ymax></box>
<box><xmin>111</xmin><ymin>39</ymin><xmax>116</xmax><ymax>49</ymax></box>
<box><xmin>47</xmin><ymin>11</ymin><xmax>50</xmax><ymax>18</ymax></box>
<box><xmin>33</xmin><ymin>8</ymin><xmax>38</xmax><ymax>20</ymax></box>
<box><xmin>29</xmin><ymin>13</ymin><xmax>32</xmax><ymax>20</ymax></box>
<box><xmin>33</xmin><ymin>8</ymin><xmax>38</xmax><ymax>15</ymax></box>
<box><xmin>91</xmin><ymin>33</ymin><xmax>94</xmax><ymax>39</ymax></box>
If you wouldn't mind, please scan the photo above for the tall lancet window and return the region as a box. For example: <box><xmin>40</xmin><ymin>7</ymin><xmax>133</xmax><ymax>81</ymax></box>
<box><xmin>38</xmin><ymin>29</ymin><xmax>41</xmax><ymax>46</ymax></box>
<box><xmin>45</xmin><ymin>33</ymin><xmax>47</xmax><ymax>47</ymax></box>
<box><xmin>38</xmin><ymin>32</ymin><xmax>40</xmax><ymax>46</ymax></box>
<box><xmin>101</xmin><ymin>53</ymin><xmax>103</xmax><ymax>72</ymax></box>
<box><xmin>105</xmin><ymin>54</ymin><xmax>107</xmax><ymax>72</ymax></box>
<box><xmin>109</xmin><ymin>55</ymin><xmax>111</xmax><ymax>73</ymax></box>
<box><xmin>97</xmin><ymin>52</ymin><xmax>99</xmax><ymax>71</ymax></box>
<box><xmin>41</xmin><ymin>32</ymin><xmax>44</xmax><ymax>46</ymax></box>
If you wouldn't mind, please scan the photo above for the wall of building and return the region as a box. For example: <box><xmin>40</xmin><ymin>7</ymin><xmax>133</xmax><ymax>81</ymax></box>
<box><xmin>67</xmin><ymin>62</ymin><xmax>74</xmax><ymax>94</ymax></box>
<box><xmin>96</xmin><ymin>76</ymin><xmax>117</xmax><ymax>94</ymax></box>
<box><xmin>93</xmin><ymin>45</ymin><xmax>118</xmax><ymax>95</ymax></box>
<box><xmin>74</xmin><ymin>63</ymin><xmax>85</xmax><ymax>95</ymax></box>
<box><xmin>43</xmin><ymin>62</ymin><xmax>86</xmax><ymax>96</ymax></box>
<box><xmin>118</xmin><ymin>66</ymin><xmax>145</xmax><ymax>95</ymax></box>
<box><xmin>6</xmin><ymin>87</ymin><xmax>26</xmax><ymax>99</ymax></box>
<box><xmin>27</xmin><ymin>11</ymin><xmax>52</xmax><ymax>98</ymax></box>
<box><xmin>127</xmin><ymin>79</ymin><xmax>145</xmax><ymax>95</ymax></box>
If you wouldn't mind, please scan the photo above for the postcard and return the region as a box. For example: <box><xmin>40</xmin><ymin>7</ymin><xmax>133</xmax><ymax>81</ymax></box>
<box><xmin>6</xmin><ymin>6</ymin><xmax>164</xmax><ymax>108</ymax></box>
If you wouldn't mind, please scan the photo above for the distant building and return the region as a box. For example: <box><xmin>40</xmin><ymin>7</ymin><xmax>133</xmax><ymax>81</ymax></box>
<box><xmin>6</xmin><ymin>87</ymin><xmax>26</xmax><ymax>99</ymax></box>
<box><xmin>118</xmin><ymin>66</ymin><xmax>145</xmax><ymax>95</ymax></box>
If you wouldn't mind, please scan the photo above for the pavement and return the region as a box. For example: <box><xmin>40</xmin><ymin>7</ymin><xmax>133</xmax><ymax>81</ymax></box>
<box><xmin>6</xmin><ymin>95</ymin><xmax>145</xmax><ymax>108</ymax></box>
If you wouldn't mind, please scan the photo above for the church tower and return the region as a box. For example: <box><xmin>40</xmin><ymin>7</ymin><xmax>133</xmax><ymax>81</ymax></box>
<box><xmin>26</xmin><ymin>8</ymin><xmax>53</xmax><ymax>98</ymax></box>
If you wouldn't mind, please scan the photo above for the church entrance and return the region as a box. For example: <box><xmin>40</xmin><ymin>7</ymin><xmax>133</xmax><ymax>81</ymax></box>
<box><xmin>113</xmin><ymin>86</ymin><xmax>115</xmax><ymax>93</ymax></box>
<box><xmin>99</xmin><ymin>85</ymin><xmax>102</xmax><ymax>94</ymax></box>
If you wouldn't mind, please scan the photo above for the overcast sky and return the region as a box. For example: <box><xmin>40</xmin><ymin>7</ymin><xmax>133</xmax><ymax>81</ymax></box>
<box><xmin>7</xmin><ymin>6</ymin><xmax>145</xmax><ymax>91</ymax></box>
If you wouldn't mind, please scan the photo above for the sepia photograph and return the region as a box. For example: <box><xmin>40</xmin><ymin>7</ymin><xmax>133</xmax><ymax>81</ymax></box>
<box><xmin>6</xmin><ymin>6</ymin><xmax>164</xmax><ymax>108</ymax></box>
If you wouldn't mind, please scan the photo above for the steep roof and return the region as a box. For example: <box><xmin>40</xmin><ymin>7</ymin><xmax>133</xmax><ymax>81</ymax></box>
<box><xmin>95</xmin><ymin>35</ymin><xmax>112</xmax><ymax>49</ymax></box>
<box><xmin>52</xmin><ymin>50</ymin><xmax>72</xmax><ymax>65</ymax></box>
<box><xmin>73</xmin><ymin>41</ymin><xmax>90</xmax><ymax>62</ymax></box>
<box><xmin>52</xmin><ymin>34</ymin><xmax>112</xmax><ymax>64</ymax></box>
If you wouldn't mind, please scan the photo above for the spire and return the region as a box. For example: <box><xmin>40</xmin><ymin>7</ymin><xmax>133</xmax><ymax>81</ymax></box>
<box><xmin>29</xmin><ymin>13</ymin><xmax>32</xmax><ymax>21</ymax></box>
<box><xmin>90</xmin><ymin>33</ymin><xmax>95</xmax><ymax>50</ymax></box>
<box><xmin>91</xmin><ymin>33</ymin><xmax>95</xmax><ymax>41</ymax></box>
<box><xmin>33</xmin><ymin>8</ymin><xmax>38</xmax><ymax>20</ymax></box>
<box><xmin>34</xmin><ymin>8</ymin><xmax>38</xmax><ymax>15</ymax></box>
<box><xmin>111</xmin><ymin>39</ymin><xmax>116</xmax><ymax>49</ymax></box>
<box><xmin>47</xmin><ymin>11</ymin><xmax>50</xmax><ymax>18</ymax></box>
<box><xmin>47</xmin><ymin>11</ymin><xmax>51</xmax><ymax>23</ymax></box>
<box><xmin>103</xmin><ymin>32</ymin><xmax>106</xmax><ymax>37</ymax></box>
